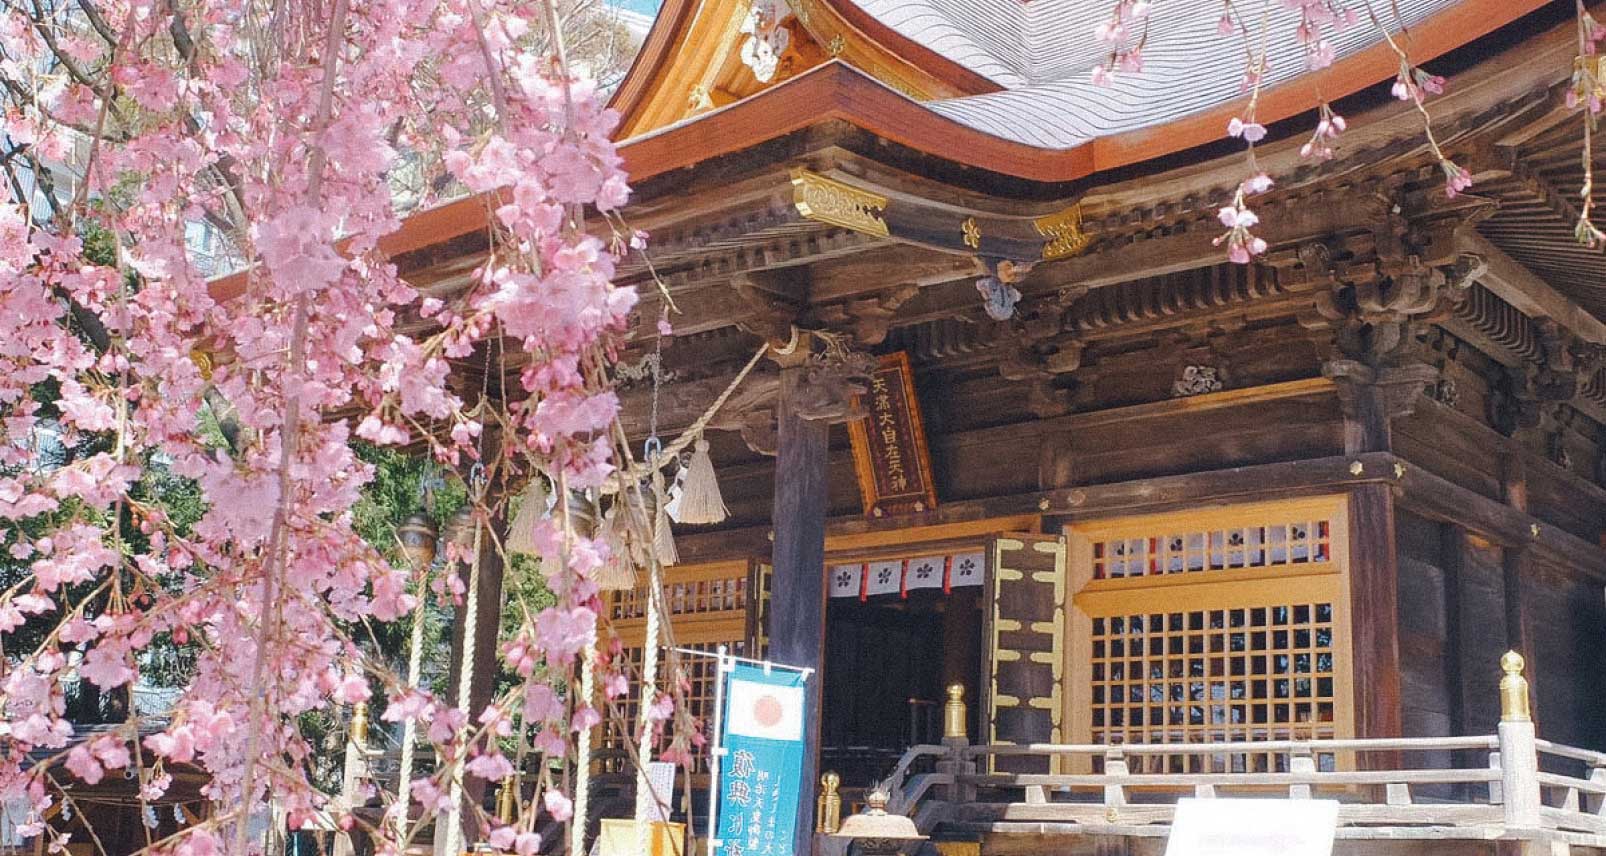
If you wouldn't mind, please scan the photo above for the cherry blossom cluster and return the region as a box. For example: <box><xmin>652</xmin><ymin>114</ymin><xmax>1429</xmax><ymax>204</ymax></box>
<box><xmin>0</xmin><ymin>0</ymin><xmax>649</xmax><ymax>853</ymax></box>
<box><xmin>1287</xmin><ymin>0</ymin><xmax>1356</xmax><ymax>71</ymax></box>
<box><xmin>1090</xmin><ymin>0</ymin><xmax>1151</xmax><ymax>85</ymax></box>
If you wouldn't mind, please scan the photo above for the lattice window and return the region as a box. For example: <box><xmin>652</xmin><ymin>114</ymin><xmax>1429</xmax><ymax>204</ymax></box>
<box><xmin>1088</xmin><ymin>603</ymin><xmax>1340</xmax><ymax>773</ymax></box>
<box><xmin>1092</xmin><ymin>519</ymin><xmax>1332</xmax><ymax>580</ymax></box>
<box><xmin>610</xmin><ymin>574</ymin><xmax>747</xmax><ymax>621</ymax></box>
<box><xmin>604</xmin><ymin>560</ymin><xmax>754</xmax><ymax>779</ymax></box>
<box><xmin>600</xmin><ymin>639</ymin><xmax>748</xmax><ymax>777</ymax></box>
<box><xmin>1068</xmin><ymin>496</ymin><xmax>1353</xmax><ymax>774</ymax></box>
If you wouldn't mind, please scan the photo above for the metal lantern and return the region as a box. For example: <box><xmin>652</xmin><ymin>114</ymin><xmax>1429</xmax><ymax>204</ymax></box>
<box><xmin>833</xmin><ymin>788</ymin><xmax>925</xmax><ymax>855</ymax></box>
<box><xmin>397</xmin><ymin>512</ymin><xmax>438</xmax><ymax>571</ymax></box>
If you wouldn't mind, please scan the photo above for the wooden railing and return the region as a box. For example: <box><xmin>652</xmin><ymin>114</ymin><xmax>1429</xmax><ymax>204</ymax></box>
<box><xmin>851</xmin><ymin>654</ymin><xmax>1606</xmax><ymax>850</ymax></box>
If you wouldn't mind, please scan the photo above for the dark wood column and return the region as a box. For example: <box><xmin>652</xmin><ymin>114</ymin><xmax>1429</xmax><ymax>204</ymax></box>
<box><xmin>1498</xmin><ymin>452</ymin><xmax>1538</xmax><ymax>722</ymax></box>
<box><xmin>748</xmin><ymin>328</ymin><xmax>873</xmax><ymax>856</ymax></box>
<box><xmin>1328</xmin><ymin>362</ymin><xmax>1435</xmax><ymax>747</ymax></box>
<box><xmin>770</xmin><ymin>361</ymin><xmax>830</xmax><ymax>854</ymax></box>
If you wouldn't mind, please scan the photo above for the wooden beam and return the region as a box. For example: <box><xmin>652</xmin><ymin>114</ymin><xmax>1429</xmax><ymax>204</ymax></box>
<box><xmin>1021</xmin><ymin>194</ymin><xmax>1385</xmax><ymax>299</ymax></box>
<box><xmin>1458</xmin><ymin>231</ymin><xmax>1606</xmax><ymax>345</ymax></box>
<box><xmin>1395</xmin><ymin>461</ymin><xmax>1606</xmax><ymax>579</ymax></box>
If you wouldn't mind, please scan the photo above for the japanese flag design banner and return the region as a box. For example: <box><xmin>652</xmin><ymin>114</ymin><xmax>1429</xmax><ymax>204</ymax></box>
<box><xmin>727</xmin><ymin>677</ymin><xmax>804</xmax><ymax>741</ymax></box>
<box><xmin>714</xmin><ymin>661</ymin><xmax>810</xmax><ymax>856</ymax></box>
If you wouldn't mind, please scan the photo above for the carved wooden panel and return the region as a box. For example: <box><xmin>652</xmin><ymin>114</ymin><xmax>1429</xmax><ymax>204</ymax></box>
<box><xmin>984</xmin><ymin>533</ymin><xmax>1067</xmax><ymax>774</ymax></box>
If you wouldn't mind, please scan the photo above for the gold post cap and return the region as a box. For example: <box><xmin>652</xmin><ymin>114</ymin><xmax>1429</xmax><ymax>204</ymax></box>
<box><xmin>943</xmin><ymin>683</ymin><xmax>968</xmax><ymax>741</ymax></box>
<box><xmin>351</xmin><ymin>700</ymin><xmax>370</xmax><ymax>745</ymax></box>
<box><xmin>1500</xmin><ymin>650</ymin><xmax>1531</xmax><ymax>722</ymax></box>
<box><xmin>821</xmin><ymin>771</ymin><xmax>840</xmax><ymax>790</ymax></box>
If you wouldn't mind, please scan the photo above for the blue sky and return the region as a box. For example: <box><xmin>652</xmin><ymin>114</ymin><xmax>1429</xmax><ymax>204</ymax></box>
<box><xmin>612</xmin><ymin>0</ymin><xmax>661</xmax><ymax>14</ymax></box>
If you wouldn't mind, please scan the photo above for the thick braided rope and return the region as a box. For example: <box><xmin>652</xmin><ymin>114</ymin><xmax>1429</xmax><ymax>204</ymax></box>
<box><xmin>572</xmin><ymin>645</ymin><xmax>596</xmax><ymax>856</ymax></box>
<box><xmin>442</xmin><ymin>516</ymin><xmax>486</xmax><ymax>854</ymax></box>
<box><xmin>394</xmin><ymin>591</ymin><xmax>428</xmax><ymax>840</ymax></box>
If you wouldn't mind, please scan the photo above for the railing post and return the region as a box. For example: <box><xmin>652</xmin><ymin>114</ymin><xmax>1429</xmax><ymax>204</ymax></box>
<box><xmin>1497</xmin><ymin>651</ymin><xmax>1542</xmax><ymax>832</ymax></box>
<box><xmin>1289</xmin><ymin>744</ymin><xmax>1315</xmax><ymax>800</ymax></box>
<box><xmin>1102</xmin><ymin>749</ymin><xmax>1128</xmax><ymax>819</ymax></box>
<box><xmin>939</xmin><ymin>683</ymin><xmax>975</xmax><ymax>803</ymax></box>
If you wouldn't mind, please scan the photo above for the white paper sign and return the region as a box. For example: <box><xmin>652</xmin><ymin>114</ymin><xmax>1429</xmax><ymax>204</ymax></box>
<box><xmin>643</xmin><ymin>761</ymin><xmax>677</xmax><ymax>822</ymax></box>
<box><xmin>1164</xmin><ymin>798</ymin><xmax>1339</xmax><ymax>856</ymax></box>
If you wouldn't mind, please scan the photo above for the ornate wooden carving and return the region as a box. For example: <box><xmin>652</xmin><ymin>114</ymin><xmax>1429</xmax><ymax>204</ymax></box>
<box><xmin>1315</xmin><ymin>252</ymin><xmax>1486</xmax><ymax>369</ymax></box>
<box><xmin>790</xmin><ymin>168</ymin><xmax>890</xmax><ymax>237</ymax></box>
<box><xmin>732</xmin><ymin>269</ymin><xmax>807</xmax><ymax>348</ymax></box>
<box><xmin>791</xmin><ymin>349</ymin><xmax>876</xmax><ymax>422</ymax></box>
<box><xmin>998</xmin><ymin>287</ymin><xmax>1085</xmax><ymax>382</ymax></box>
<box><xmin>813</xmin><ymin>284</ymin><xmax>918</xmax><ymax>346</ymax></box>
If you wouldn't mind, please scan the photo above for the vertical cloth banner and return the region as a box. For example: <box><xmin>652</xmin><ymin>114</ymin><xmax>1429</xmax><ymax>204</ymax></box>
<box><xmin>712</xmin><ymin>661</ymin><xmax>809</xmax><ymax>856</ymax></box>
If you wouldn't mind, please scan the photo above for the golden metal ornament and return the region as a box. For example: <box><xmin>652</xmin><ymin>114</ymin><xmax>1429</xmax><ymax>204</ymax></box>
<box><xmin>1034</xmin><ymin>204</ymin><xmax>1091</xmax><ymax>260</ymax></box>
<box><xmin>790</xmin><ymin>168</ymin><xmax>890</xmax><ymax>237</ymax></box>
<box><xmin>961</xmin><ymin>217</ymin><xmax>981</xmax><ymax>249</ymax></box>
<box><xmin>815</xmin><ymin>772</ymin><xmax>842</xmax><ymax>834</ymax></box>
<box><xmin>943</xmin><ymin>683</ymin><xmax>968</xmax><ymax>741</ymax></box>
<box><xmin>190</xmin><ymin>349</ymin><xmax>214</xmax><ymax>381</ymax></box>
<box><xmin>1500</xmin><ymin>650</ymin><xmax>1531</xmax><ymax>722</ymax></box>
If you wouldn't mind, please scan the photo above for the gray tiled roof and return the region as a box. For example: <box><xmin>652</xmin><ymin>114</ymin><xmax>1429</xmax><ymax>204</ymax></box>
<box><xmin>851</xmin><ymin>0</ymin><xmax>1459</xmax><ymax>148</ymax></box>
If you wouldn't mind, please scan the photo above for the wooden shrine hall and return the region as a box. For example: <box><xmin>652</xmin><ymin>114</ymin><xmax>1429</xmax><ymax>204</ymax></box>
<box><xmin>379</xmin><ymin>0</ymin><xmax>1606</xmax><ymax>852</ymax></box>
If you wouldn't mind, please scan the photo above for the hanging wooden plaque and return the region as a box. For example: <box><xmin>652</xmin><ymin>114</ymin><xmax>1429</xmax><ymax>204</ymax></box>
<box><xmin>848</xmin><ymin>351</ymin><xmax>938</xmax><ymax>518</ymax></box>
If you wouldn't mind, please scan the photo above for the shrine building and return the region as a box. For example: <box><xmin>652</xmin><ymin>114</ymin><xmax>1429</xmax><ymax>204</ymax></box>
<box><xmin>366</xmin><ymin>0</ymin><xmax>1606</xmax><ymax>852</ymax></box>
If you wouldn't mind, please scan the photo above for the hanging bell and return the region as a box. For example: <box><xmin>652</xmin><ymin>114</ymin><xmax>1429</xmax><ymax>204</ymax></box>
<box><xmin>397</xmin><ymin>512</ymin><xmax>439</xmax><ymax>571</ymax></box>
<box><xmin>441</xmin><ymin>504</ymin><xmax>477</xmax><ymax>556</ymax></box>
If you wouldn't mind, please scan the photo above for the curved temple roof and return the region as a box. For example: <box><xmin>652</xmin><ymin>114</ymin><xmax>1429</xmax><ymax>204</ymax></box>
<box><xmin>614</xmin><ymin>0</ymin><xmax>1548</xmax><ymax>178</ymax></box>
<box><xmin>881</xmin><ymin>0</ymin><xmax>1451</xmax><ymax>148</ymax></box>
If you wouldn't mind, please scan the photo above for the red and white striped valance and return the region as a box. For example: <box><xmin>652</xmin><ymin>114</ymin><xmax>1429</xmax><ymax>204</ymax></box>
<box><xmin>827</xmin><ymin>550</ymin><xmax>985</xmax><ymax>601</ymax></box>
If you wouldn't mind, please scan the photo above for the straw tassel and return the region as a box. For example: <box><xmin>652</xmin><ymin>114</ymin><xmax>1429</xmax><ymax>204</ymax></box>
<box><xmin>652</xmin><ymin>472</ymin><xmax>678</xmax><ymax>566</ymax></box>
<box><xmin>670</xmin><ymin>435</ymin><xmax>728</xmax><ymax>525</ymax></box>
<box><xmin>505</xmin><ymin>475</ymin><xmax>549</xmax><ymax>556</ymax></box>
<box><xmin>592</xmin><ymin>504</ymin><xmax>638</xmax><ymax>591</ymax></box>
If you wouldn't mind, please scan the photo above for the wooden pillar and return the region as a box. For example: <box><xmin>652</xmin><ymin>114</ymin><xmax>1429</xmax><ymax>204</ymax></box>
<box><xmin>1348</xmin><ymin>480</ymin><xmax>1403</xmax><ymax>743</ymax></box>
<box><xmin>1498</xmin><ymin>453</ymin><xmax>1538</xmax><ymax>722</ymax></box>
<box><xmin>770</xmin><ymin>362</ymin><xmax>830</xmax><ymax>856</ymax></box>
<box><xmin>1328</xmin><ymin>366</ymin><xmax>1431</xmax><ymax>749</ymax></box>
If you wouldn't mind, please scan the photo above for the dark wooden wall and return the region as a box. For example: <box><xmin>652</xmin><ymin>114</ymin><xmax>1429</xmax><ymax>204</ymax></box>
<box><xmin>1527</xmin><ymin>561</ymin><xmax>1606</xmax><ymax>750</ymax></box>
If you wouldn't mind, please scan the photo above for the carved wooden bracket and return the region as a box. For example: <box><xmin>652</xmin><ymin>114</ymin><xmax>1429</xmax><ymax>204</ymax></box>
<box><xmin>813</xmin><ymin>284</ymin><xmax>919</xmax><ymax>346</ymax></box>
<box><xmin>791</xmin><ymin>348</ymin><xmax>877</xmax><ymax>423</ymax></box>
<box><xmin>1324</xmin><ymin>359</ymin><xmax>1441</xmax><ymax>425</ymax></box>
<box><xmin>998</xmin><ymin>286</ymin><xmax>1087</xmax><ymax>382</ymax></box>
<box><xmin>733</xmin><ymin>270</ymin><xmax>808</xmax><ymax>349</ymax></box>
<box><xmin>1310</xmin><ymin>252</ymin><xmax>1487</xmax><ymax>369</ymax></box>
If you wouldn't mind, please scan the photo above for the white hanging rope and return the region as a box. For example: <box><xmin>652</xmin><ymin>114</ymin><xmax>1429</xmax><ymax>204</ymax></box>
<box><xmin>633</xmin><ymin>549</ymin><xmax>665</xmax><ymax>853</ymax></box>
<box><xmin>442</xmin><ymin>509</ymin><xmax>486</xmax><ymax>855</ymax></box>
<box><xmin>606</xmin><ymin>342</ymin><xmax>770</xmax><ymax>493</ymax></box>
<box><xmin>571</xmin><ymin>645</ymin><xmax>596</xmax><ymax>856</ymax></box>
<box><xmin>394</xmin><ymin>585</ymin><xmax>428</xmax><ymax>841</ymax></box>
